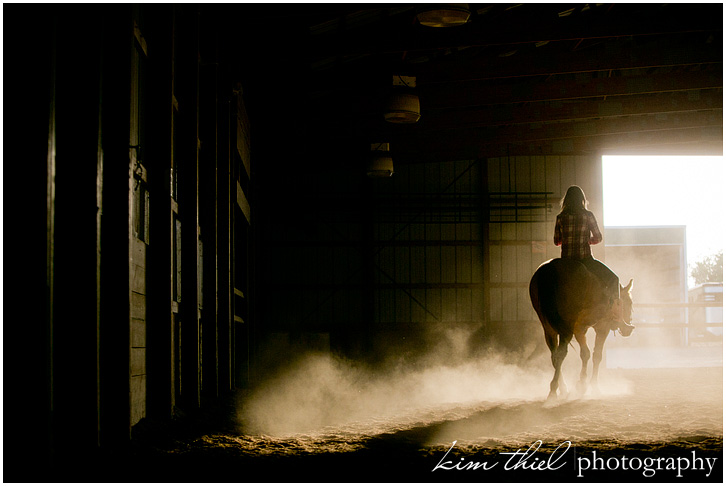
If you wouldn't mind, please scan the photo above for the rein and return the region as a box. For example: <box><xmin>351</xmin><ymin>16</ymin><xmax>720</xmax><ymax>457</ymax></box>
<box><xmin>608</xmin><ymin>298</ymin><xmax>626</xmax><ymax>335</ymax></box>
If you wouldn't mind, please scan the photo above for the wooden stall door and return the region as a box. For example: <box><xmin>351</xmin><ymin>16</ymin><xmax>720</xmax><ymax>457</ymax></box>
<box><xmin>129</xmin><ymin>16</ymin><xmax>150</xmax><ymax>427</ymax></box>
<box><xmin>232</xmin><ymin>92</ymin><xmax>252</xmax><ymax>389</ymax></box>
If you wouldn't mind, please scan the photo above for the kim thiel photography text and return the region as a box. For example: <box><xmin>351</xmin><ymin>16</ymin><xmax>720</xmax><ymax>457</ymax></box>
<box><xmin>432</xmin><ymin>440</ymin><xmax>719</xmax><ymax>479</ymax></box>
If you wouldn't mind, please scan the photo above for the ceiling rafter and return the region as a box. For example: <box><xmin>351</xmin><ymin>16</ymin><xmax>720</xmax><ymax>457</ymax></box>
<box><xmin>306</xmin><ymin>71</ymin><xmax>722</xmax><ymax>126</ymax></box>
<box><xmin>299</xmin><ymin>4</ymin><xmax>721</xmax><ymax>62</ymax></box>
<box><xmin>416</xmin><ymin>37</ymin><xmax>722</xmax><ymax>84</ymax></box>
<box><xmin>387</xmin><ymin>126</ymin><xmax>724</xmax><ymax>163</ymax></box>
<box><xmin>420</xmin><ymin>71</ymin><xmax>723</xmax><ymax>110</ymax></box>
<box><xmin>230</xmin><ymin>3</ymin><xmax>723</xmax><ymax>164</ymax></box>
<box><xmin>313</xmin><ymin>91</ymin><xmax>724</xmax><ymax>139</ymax></box>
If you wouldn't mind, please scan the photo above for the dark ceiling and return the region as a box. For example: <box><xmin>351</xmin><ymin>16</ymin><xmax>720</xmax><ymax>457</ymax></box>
<box><xmin>223</xmin><ymin>3</ymin><xmax>723</xmax><ymax>169</ymax></box>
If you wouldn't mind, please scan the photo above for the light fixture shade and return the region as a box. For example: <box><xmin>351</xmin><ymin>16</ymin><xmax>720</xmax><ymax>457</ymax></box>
<box><xmin>416</xmin><ymin>4</ymin><xmax>471</xmax><ymax>27</ymax></box>
<box><xmin>367</xmin><ymin>153</ymin><xmax>394</xmax><ymax>177</ymax></box>
<box><xmin>368</xmin><ymin>143</ymin><xmax>394</xmax><ymax>177</ymax></box>
<box><xmin>384</xmin><ymin>92</ymin><xmax>421</xmax><ymax>124</ymax></box>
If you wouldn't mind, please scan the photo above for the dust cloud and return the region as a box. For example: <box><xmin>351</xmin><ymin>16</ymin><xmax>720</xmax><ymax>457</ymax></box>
<box><xmin>235</xmin><ymin>243</ymin><xmax>722</xmax><ymax>442</ymax></box>
<box><xmin>235</xmin><ymin>326</ymin><xmax>633</xmax><ymax>438</ymax></box>
<box><xmin>237</xmin><ymin>352</ymin><xmax>543</xmax><ymax>436</ymax></box>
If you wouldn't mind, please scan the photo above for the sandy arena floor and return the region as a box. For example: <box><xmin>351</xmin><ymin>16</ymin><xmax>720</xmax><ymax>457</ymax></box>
<box><xmin>96</xmin><ymin>346</ymin><xmax>724</xmax><ymax>484</ymax></box>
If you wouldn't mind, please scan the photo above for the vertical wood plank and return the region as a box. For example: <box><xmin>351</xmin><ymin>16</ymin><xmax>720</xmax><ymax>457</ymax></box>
<box><xmin>425</xmin><ymin>289</ymin><xmax>442</xmax><ymax>324</ymax></box>
<box><xmin>502</xmin><ymin>288</ymin><xmax>517</xmax><ymax>321</ymax></box>
<box><xmin>489</xmin><ymin>245</ymin><xmax>502</xmax><ymax>283</ymax></box>
<box><xmin>441</xmin><ymin>247</ymin><xmax>456</xmax><ymax>283</ymax></box>
<box><xmin>531</xmin><ymin>156</ymin><xmax>546</xmax><ymax>193</ymax></box>
<box><xmin>501</xmin><ymin>245</ymin><xmax>517</xmax><ymax>283</ymax></box>
<box><xmin>545</xmin><ymin>156</ymin><xmax>561</xmax><ymax>199</ymax></box>
<box><xmin>456</xmin><ymin>246</ymin><xmax>472</xmax><ymax>283</ymax></box>
<box><xmin>517</xmin><ymin>287</ymin><xmax>534</xmax><ymax>321</ymax></box>
<box><xmin>489</xmin><ymin>288</ymin><xmax>502</xmax><ymax>321</ymax></box>
<box><xmin>488</xmin><ymin>156</ymin><xmax>502</xmax><ymax>192</ymax></box>
<box><xmin>516</xmin><ymin>244</ymin><xmax>532</xmax><ymax>283</ymax></box>
<box><xmin>441</xmin><ymin>288</ymin><xmax>457</xmax><ymax>322</ymax></box>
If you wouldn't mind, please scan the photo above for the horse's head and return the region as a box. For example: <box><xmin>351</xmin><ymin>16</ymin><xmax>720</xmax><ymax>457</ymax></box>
<box><xmin>617</xmin><ymin>279</ymin><xmax>635</xmax><ymax>337</ymax></box>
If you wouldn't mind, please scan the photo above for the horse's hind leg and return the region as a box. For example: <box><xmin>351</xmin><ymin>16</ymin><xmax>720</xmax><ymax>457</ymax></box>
<box><xmin>548</xmin><ymin>332</ymin><xmax>571</xmax><ymax>400</ymax></box>
<box><xmin>543</xmin><ymin>330</ymin><xmax>558</xmax><ymax>399</ymax></box>
<box><xmin>574</xmin><ymin>331</ymin><xmax>590</xmax><ymax>396</ymax></box>
<box><xmin>591</xmin><ymin>327</ymin><xmax>609</xmax><ymax>394</ymax></box>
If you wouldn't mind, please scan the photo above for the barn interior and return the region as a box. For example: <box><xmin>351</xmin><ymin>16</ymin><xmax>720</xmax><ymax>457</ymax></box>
<box><xmin>4</xmin><ymin>2</ymin><xmax>723</xmax><ymax>482</ymax></box>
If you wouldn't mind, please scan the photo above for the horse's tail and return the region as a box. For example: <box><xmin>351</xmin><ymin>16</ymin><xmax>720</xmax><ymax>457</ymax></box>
<box><xmin>530</xmin><ymin>262</ymin><xmax>566</xmax><ymax>333</ymax></box>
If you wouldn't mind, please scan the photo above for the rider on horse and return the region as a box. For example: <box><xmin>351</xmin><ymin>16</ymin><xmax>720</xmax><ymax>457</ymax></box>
<box><xmin>554</xmin><ymin>185</ymin><xmax>630</xmax><ymax>330</ymax></box>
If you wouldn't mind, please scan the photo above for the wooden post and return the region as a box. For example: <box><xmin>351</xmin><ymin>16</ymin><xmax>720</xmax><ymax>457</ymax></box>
<box><xmin>176</xmin><ymin>6</ymin><xmax>202</xmax><ymax>410</ymax></box>
<box><xmin>99</xmin><ymin>5</ymin><xmax>133</xmax><ymax>445</ymax></box>
<box><xmin>480</xmin><ymin>158</ymin><xmax>492</xmax><ymax>343</ymax></box>
<box><xmin>199</xmin><ymin>12</ymin><xmax>220</xmax><ymax>399</ymax></box>
<box><xmin>145</xmin><ymin>5</ymin><xmax>176</xmax><ymax>421</ymax></box>
<box><xmin>217</xmin><ymin>74</ymin><xmax>233</xmax><ymax>394</ymax></box>
<box><xmin>47</xmin><ymin>6</ymin><xmax>106</xmax><ymax>463</ymax></box>
<box><xmin>4</xmin><ymin>5</ymin><xmax>60</xmax><ymax>478</ymax></box>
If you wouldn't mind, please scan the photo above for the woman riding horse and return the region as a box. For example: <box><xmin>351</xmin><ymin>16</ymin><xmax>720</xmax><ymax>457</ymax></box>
<box><xmin>530</xmin><ymin>185</ymin><xmax>635</xmax><ymax>399</ymax></box>
<box><xmin>554</xmin><ymin>185</ymin><xmax>625</xmax><ymax>325</ymax></box>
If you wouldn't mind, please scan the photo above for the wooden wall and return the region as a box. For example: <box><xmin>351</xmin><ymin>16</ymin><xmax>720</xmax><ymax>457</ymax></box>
<box><xmin>6</xmin><ymin>5</ymin><xmax>252</xmax><ymax>480</ymax></box>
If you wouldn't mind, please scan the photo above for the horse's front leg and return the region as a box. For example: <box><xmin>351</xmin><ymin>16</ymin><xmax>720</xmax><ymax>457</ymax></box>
<box><xmin>574</xmin><ymin>331</ymin><xmax>590</xmax><ymax>396</ymax></box>
<box><xmin>591</xmin><ymin>328</ymin><xmax>609</xmax><ymax>394</ymax></box>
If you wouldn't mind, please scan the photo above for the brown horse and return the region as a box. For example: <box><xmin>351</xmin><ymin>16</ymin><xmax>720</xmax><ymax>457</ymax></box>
<box><xmin>529</xmin><ymin>258</ymin><xmax>634</xmax><ymax>399</ymax></box>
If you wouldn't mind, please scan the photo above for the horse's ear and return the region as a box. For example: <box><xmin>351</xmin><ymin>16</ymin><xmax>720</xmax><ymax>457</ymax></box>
<box><xmin>623</xmin><ymin>279</ymin><xmax>634</xmax><ymax>293</ymax></box>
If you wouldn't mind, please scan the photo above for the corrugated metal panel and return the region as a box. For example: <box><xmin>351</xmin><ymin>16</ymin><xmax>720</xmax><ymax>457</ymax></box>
<box><xmin>262</xmin><ymin>155</ymin><xmax>605</xmax><ymax>352</ymax></box>
<box><xmin>264</xmin><ymin>159</ymin><xmax>490</xmax><ymax>330</ymax></box>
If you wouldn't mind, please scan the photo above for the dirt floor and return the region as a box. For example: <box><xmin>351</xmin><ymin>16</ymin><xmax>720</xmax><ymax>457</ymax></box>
<box><xmin>72</xmin><ymin>359</ymin><xmax>723</xmax><ymax>483</ymax></box>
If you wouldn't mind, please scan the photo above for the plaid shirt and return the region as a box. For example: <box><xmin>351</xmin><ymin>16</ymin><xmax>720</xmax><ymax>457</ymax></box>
<box><xmin>554</xmin><ymin>209</ymin><xmax>603</xmax><ymax>260</ymax></box>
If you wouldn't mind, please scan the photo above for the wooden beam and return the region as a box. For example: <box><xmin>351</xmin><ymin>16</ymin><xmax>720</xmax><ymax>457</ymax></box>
<box><xmin>390</xmin><ymin>110</ymin><xmax>723</xmax><ymax>148</ymax></box>
<box><xmin>417</xmin><ymin>37</ymin><xmax>722</xmax><ymax>85</ymax></box>
<box><xmin>310</xmin><ymin>89</ymin><xmax>724</xmax><ymax>138</ymax></box>
<box><xmin>422</xmin><ymin>72</ymin><xmax>723</xmax><ymax>110</ymax></box>
<box><xmin>236</xmin><ymin>180</ymin><xmax>251</xmax><ymax>224</ymax></box>
<box><xmin>280</xmin><ymin>121</ymin><xmax>722</xmax><ymax>167</ymax></box>
<box><xmin>307</xmin><ymin>70</ymin><xmax>722</xmax><ymax>124</ymax></box>
<box><xmin>415</xmin><ymin>90</ymin><xmax>724</xmax><ymax>131</ymax></box>
<box><xmin>390</xmin><ymin>126</ymin><xmax>724</xmax><ymax>160</ymax></box>
<box><xmin>300</xmin><ymin>28</ymin><xmax>721</xmax><ymax>90</ymax></box>
<box><xmin>300</xmin><ymin>4</ymin><xmax>721</xmax><ymax>65</ymax></box>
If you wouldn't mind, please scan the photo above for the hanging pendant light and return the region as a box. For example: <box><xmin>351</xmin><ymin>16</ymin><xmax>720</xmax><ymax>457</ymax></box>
<box><xmin>384</xmin><ymin>75</ymin><xmax>421</xmax><ymax>124</ymax></box>
<box><xmin>367</xmin><ymin>143</ymin><xmax>394</xmax><ymax>177</ymax></box>
<box><xmin>416</xmin><ymin>4</ymin><xmax>471</xmax><ymax>28</ymax></box>
<box><xmin>384</xmin><ymin>92</ymin><xmax>421</xmax><ymax>123</ymax></box>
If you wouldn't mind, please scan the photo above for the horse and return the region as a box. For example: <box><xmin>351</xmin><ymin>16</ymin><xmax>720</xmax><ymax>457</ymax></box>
<box><xmin>529</xmin><ymin>258</ymin><xmax>634</xmax><ymax>399</ymax></box>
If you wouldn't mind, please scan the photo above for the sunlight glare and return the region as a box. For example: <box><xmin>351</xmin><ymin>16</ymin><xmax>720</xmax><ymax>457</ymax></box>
<box><xmin>602</xmin><ymin>155</ymin><xmax>724</xmax><ymax>272</ymax></box>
